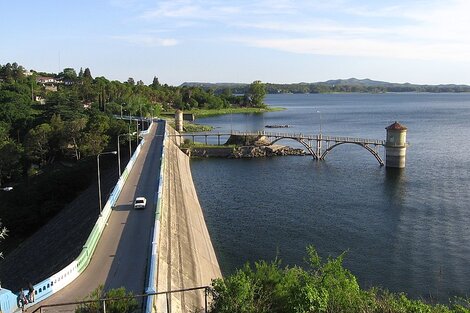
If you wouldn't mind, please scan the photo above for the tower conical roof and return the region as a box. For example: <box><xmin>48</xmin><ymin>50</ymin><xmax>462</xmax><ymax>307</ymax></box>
<box><xmin>386</xmin><ymin>121</ymin><xmax>407</xmax><ymax>130</ymax></box>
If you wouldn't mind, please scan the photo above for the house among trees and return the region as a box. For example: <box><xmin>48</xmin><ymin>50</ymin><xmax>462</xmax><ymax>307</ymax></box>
<box><xmin>36</xmin><ymin>76</ymin><xmax>58</xmax><ymax>84</ymax></box>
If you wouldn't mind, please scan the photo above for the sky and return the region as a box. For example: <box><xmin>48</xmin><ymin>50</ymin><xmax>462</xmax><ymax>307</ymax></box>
<box><xmin>1</xmin><ymin>0</ymin><xmax>470</xmax><ymax>86</ymax></box>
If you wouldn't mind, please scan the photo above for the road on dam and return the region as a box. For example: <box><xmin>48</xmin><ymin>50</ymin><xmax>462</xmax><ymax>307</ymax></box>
<box><xmin>31</xmin><ymin>121</ymin><xmax>165</xmax><ymax>309</ymax></box>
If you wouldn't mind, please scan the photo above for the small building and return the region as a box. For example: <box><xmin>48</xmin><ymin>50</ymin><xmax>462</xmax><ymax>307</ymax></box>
<box><xmin>37</xmin><ymin>76</ymin><xmax>57</xmax><ymax>84</ymax></box>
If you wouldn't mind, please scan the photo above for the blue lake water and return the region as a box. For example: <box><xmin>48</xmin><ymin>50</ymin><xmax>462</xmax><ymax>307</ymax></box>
<box><xmin>190</xmin><ymin>93</ymin><xmax>470</xmax><ymax>302</ymax></box>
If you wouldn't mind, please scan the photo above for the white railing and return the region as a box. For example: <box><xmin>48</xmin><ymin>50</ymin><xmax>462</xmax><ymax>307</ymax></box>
<box><xmin>145</xmin><ymin>121</ymin><xmax>167</xmax><ymax>313</ymax></box>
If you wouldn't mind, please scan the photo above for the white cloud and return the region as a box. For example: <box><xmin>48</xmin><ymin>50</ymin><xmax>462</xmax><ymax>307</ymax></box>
<box><xmin>238</xmin><ymin>37</ymin><xmax>470</xmax><ymax>61</ymax></box>
<box><xmin>113</xmin><ymin>35</ymin><xmax>178</xmax><ymax>47</ymax></box>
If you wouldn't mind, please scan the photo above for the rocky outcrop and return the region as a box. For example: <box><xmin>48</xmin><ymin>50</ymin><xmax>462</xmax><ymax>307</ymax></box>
<box><xmin>187</xmin><ymin>145</ymin><xmax>305</xmax><ymax>158</ymax></box>
<box><xmin>230</xmin><ymin>145</ymin><xmax>305</xmax><ymax>158</ymax></box>
<box><xmin>184</xmin><ymin>135</ymin><xmax>306</xmax><ymax>158</ymax></box>
<box><xmin>225</xmin><ymin>135</ymin><xmax>271</xmax><ymax>146</ymax></box>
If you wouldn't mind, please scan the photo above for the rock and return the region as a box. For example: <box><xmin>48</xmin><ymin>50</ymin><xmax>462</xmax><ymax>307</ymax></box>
<box><xmin>224</xmin><ymin>135</ymin><xmax>271</xmax><ymax>146</ymax></box>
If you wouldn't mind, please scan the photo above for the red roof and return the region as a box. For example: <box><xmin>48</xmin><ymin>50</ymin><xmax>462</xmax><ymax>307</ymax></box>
<box><xmin>386</xmin><ymin>121</ymin><xmax>407</xmax><ymax>130</ymax></box>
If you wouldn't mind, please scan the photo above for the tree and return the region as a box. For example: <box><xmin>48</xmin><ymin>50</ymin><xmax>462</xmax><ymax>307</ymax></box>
<box><xmin>0</xmin><ymin>88</ymin><xmax>33</xmax><ymax>130</ymax></box>
<box><xmin>126</xmin><ymin>77</ymin><xmax>135</xmax><ymax>86</ymax></box>
<box><xmin>0</xmin><ymin>140</ymin><xmax>22</xmax><ymax>186</ymax></box>
<box><xmin>83</xmin><ymin>68</ymin><xmax>92</xmax><ymax>80</ymax></box>
<box><xmin>246</xmin><ymin>80</ymin><xmax>266</xmax><ymax>108</ymax></box>
<box><xmin>48</xmin><ymin>114</ymin><xmax>65</xmax><ymax>161</ymax></box>
<box><xmin>0</xmin><ymin>122</ymin><xmax>22</xmax><ymax>186</ymax></box>
<box><xmin>61</xmin><ymin>68</ymin><xmax>77</xmax><ymax>80</ymax></box>
<box><xmin>11</xmin><ymin>62</ymin><xmax>25</xmax><ymax>82</ymax></box>
<box><xmin>63</xmin><ymin>117</ymin><xmax>87</xmax><ymax>160</ymax></box>
<box><xmin>78</xmin><ymin>113</ymin><xmax>110</xmax><ymax>157</ymax></box>
<box><xmin>151</xmin><ymin>76</ymin><xmax>160</xmax><ymax>88</ymax></box>
<box><xmin>24</xmin><ymin>123</ymin><xmax>52</xmax><ymax>165</ymax></box>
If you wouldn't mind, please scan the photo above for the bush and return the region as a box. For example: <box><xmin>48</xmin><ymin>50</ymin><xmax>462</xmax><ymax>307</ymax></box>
<box><xmin>75</xmin><ymin>285</ymin><xmax>138</xmax><ymax>313</ymax></box>
<box><xmin>208</xmin><ymin>246</ymin><xmax>470</xmax><ymax>313</ymax></box>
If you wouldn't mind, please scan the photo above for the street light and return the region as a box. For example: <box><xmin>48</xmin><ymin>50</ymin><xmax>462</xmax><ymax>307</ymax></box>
<box><xmin>117</xmin><ymin>132</ymin><xmax>136</xmax><ymax>175</ymax></box>
<box><xmin>123</xmin><ymin>108</ymin><xmax>133</xmax><ymax>159</ymax></box>
<box><xmin>136</xmin><ymin>119</ymin><xmax>139</xmax><ymax>146</ymax></box>
<box><xmin>97</xmin><ymin>151</ymin><xmax>117</xmax><ymax>215</ymax></box>
<box><xmin>317</xmin><ymin>110</ymin><xmax>322</xmax><ymax>135</ymax></box>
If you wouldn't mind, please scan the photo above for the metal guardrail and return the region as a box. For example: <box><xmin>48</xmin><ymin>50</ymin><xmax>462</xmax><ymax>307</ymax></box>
<box><xmin>31</xmin><ymin>286</ymin><xmax>210</xmax><ymax>313</ymax></box>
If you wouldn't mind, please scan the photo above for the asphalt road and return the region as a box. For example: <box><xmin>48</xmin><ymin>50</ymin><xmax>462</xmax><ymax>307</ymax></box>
<box><xmin>31</xmin><ymin>121</ymin><xmax>165</xmax><ymax>310</ymax></box>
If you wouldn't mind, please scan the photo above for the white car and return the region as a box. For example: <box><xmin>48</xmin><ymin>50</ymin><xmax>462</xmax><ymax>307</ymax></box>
<box><xmin>134</xmin><ymin>197</ymin><xmax>147</xmax><ymax>209</ymax></box>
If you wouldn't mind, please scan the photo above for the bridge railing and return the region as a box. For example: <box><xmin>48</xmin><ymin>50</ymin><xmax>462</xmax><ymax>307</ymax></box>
<box><xmin>31</xmin><ymin>286</ymin><xmax>211</xmax><ymax>313</ymax></box>
<box><xmin>180</xmin><ymin>131</ymin><xmax>386</xmax><ymax>146</ymax></box>
<box><xmin>145</xmin><ymin>121</ymin><xmax>167</xmax><ymax>313</ymax></box>
<box><xmin>0</xmin><ymin>122</ymin><xmax>155</xmax><ymax>313</ymax></box>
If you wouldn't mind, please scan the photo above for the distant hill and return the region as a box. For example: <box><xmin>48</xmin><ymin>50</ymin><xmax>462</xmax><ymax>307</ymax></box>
<box><xmin>181</xmin><ymin>78</ymin><xmax>470</xmax><ymax>94</ymax></box>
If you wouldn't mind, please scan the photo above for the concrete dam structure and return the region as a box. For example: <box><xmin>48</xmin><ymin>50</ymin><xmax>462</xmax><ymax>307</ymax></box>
<box><xmin>156</xmin><ymin>125</ymin><xmax>221</xmax><ymax>312</ymax></box>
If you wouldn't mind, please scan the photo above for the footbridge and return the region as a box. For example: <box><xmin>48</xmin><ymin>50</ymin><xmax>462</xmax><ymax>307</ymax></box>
<box><xmin>176</xmin><ymin>131</ymin><xmax>386</xmax><ymax>166</ymax></box>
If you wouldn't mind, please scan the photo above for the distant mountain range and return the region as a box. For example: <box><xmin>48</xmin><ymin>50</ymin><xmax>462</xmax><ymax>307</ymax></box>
<box><xmin>181</xmin><ymin>78</ymin><xmax>470</xmax><ymax>94</ymax></box>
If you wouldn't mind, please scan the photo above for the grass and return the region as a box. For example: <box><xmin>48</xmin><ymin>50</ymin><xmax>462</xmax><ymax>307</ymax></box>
<box><xmin>162</xmin><ymin>106</ymin><xmax>284</xmax><ymax>118</ymax></box>
<box><xmin>181</xmin><ymin>141</ymin><xmax>236</xmax><ymax>149</ymax></box>
<box><xmin>182</xmin><ymin>122</ymin><xmax>214</xmax><ymax>132</ymax></box>
<box><xmin>188</xmin><ymin>107</ymin><xmax>284</xmax><ymax>118</ymax></box>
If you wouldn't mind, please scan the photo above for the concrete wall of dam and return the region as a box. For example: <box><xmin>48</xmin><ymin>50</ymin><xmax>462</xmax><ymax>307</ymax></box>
<box><xmin>156</xmin><ymin>125</ymin><xmax>221</xmax><ymax>312</ymax></box>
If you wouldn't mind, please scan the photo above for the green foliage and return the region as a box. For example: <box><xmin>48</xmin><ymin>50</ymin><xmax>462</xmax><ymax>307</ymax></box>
<box><xmin>182</xmin><ymin>122</ymin><xmax>213</xmax><ymax>132</ymax></box>
<box><xmin>208</xmin><ymin>246</ymin><xmax>470</xmax><ymax>313</ymax></box>
<box><xmin>245</xmin><ymin>80</ymin><xmax>267</xmax><ymax>108</ymax></box>
<box><xmin>24</xmin><ymin>123</ymin><xmax>52</xmax><ymax>164</ymax></box>
<box><xmin>75</xmin><ymin>285</ymin><xmax>138</xmax><ymax>313</ymax></box>
<box><xmin>0</xmin><ymin>86</ymin><xmax>33</xmax><ymax>128</ymax></box>
<box><xmin>0</xmin><ymin>122</ymin><xmax>23</xmax><ymax>186</ymax></box>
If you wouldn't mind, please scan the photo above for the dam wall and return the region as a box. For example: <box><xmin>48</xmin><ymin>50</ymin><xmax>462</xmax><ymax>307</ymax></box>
<box><xmin>155</xmin><ymin>125</ymin><xmax>221</xmax><ymax>312</ymax></box>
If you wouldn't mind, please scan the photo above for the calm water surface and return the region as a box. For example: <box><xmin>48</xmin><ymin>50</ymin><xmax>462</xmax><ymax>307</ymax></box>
<box><xmin>190</xmin><ymin>93</ymin><xmax>470</xmax><ymax>301</ymax></box>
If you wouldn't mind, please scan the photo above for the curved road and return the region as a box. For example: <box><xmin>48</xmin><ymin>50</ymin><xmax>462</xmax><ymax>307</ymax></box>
<box><xmin>32</xmin><ymin>121</ymin><xmax>165</xmax><ymax>309</ymax></box>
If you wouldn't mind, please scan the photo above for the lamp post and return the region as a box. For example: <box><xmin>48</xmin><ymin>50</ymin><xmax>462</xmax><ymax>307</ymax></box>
<box><xmin>124</xmin><ymin>109</ymin><xmax>132</xmax><ymax>159</ymax></box>
<box><xmin>140</xmin><ymin>103</ymin><xmax>143</xmax><ymax>131</ymax></box>
<box><xmin>136</xmin><ymin>119</ymin><xmax>139</xmax><ymax>146</ymax></box>
<box><xmin>97</xmin><ymin>151</ymin><xmax>117</xmax><ymax>215</ymax></box>
<box><xmin>230</xmin><ymin>107</ymin><xmax>233</xmax><ymax>133</ymax></box>
<box><xmin>117</xmin><ymin>132</ymin><xmax>136</xmax><ymax>175</ymax></box>
<box><xmin>317</xmin><ymin>110</ymin><xmax>322</xmax><ymax>135</ymax></box>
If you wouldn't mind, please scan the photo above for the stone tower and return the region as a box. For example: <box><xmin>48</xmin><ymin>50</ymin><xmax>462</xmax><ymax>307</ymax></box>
<box><xmin>175</xmin><ymin>110</ymin><xmax>183</xmax><ymax>132</ymax></box>
<box><xmin>385</xmin><ymin>121</ymin><xmax>407</xmax><ymax>168</ymax></box>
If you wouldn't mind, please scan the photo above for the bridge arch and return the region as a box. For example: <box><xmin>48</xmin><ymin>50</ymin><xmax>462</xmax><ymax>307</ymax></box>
<box><xmin>270</xmin><ymin>137</ymin><xmax>319</xmax><ymax>159</ymax></box>
<box><xmin>320</xmin><ymin>142</ymin><xmax>384</xmax><ymax>165</ymax></box>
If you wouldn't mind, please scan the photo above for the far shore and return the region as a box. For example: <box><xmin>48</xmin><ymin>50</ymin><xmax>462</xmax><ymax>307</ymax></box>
<box><xmin>162</xmin><ymin>106</ymin><xmax>285</xmax><ymax>118</ymax></box>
